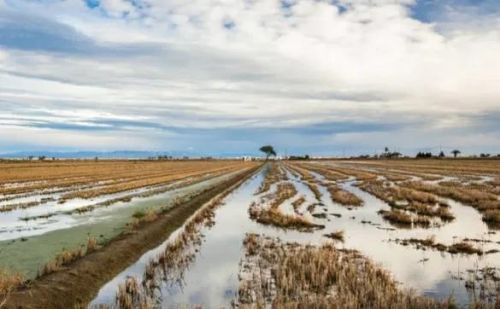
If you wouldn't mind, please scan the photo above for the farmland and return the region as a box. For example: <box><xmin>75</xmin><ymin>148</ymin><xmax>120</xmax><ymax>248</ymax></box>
<box><xmin>1</xmin><ymin>159</ymin><xmax>500</xmax><ymax>308</ymax></box>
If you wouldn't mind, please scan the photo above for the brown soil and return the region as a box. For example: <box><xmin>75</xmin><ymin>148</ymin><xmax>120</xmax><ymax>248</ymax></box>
<box><xmin>3</xmin><ymin>165</ymin><xmax>260</xmax><ymax>309</ymax></box>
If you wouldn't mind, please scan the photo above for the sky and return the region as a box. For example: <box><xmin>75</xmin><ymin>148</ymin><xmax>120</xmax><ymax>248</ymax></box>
<box><xmin>0</xmin><ymin>0</ymin><xmax>499</xmax><ymax>157</ymax></box>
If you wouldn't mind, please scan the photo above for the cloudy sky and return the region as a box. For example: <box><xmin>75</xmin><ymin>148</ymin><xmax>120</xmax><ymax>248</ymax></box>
<box><xmin>0</xmin><ymin>0</ymin><xmax>499</xmax><ymax>156</ymax></box>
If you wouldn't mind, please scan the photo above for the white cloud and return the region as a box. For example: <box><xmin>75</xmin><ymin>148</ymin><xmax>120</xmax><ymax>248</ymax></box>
<box><xmin>0</xmin><ymin>0</ymin><xmax>499</xmax><ymax>154</ymax></box>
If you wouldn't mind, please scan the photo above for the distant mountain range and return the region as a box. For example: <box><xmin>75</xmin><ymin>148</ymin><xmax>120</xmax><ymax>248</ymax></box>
<box><xmin>0</xmin><ymin>150</ymin><xmax>257</xmax><ymax>159</ymax></box>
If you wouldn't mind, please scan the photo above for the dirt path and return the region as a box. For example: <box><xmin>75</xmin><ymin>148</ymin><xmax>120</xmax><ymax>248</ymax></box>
<box><xmin>4</xmin><ymin>165</ymin><xmax>260</xmax><ymax>309</ymax></box>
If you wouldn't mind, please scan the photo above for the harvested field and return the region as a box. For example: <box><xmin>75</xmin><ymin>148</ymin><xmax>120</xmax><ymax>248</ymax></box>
<box><xmin>0</xmin><ymin>160</ymin><xmax>257</xmax><ymax>279</ymax></box>
<box><xmin>2</xmin><ymin>159</ymin><xmax>500</xmax><ymax>308</ymax></box>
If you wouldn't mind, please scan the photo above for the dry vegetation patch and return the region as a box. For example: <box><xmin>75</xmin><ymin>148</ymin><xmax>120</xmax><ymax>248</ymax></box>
<box><xmin>285</xmin><ymin>163</ymin><xmax>323</xmax><ymax>200</ymax></box>
<box><xmin>327</xmin><ymin>184</ymin><xmax>363</xmax><ymax>207</ymax></box>
<box><xmin>0</xmin><ymin>269</ymin><xmax>24</xmax><ymax>308</ymax></box>
<box><xmin>249</xmin><ymin>180</ymin><xmax>324</xmax><ymax>231</ymax></box>
<box><xmin>391</xmin><ymin>236</ymin><xmax>496</xmax><ymax>256</ymax></box>
<box><xmin>38</xmin><ymin>236</ymin><xmax>101</xmax><ymax>277</ymax></box>
<box><xmin>291</xmin><ymin>163</ymin><xmax>348</xmax><ymax>181</ymax></box>
<box><xmin>357</xmin><ymin>180</ymin><xmax>454</xmax><ymax>227</ymax></box>
<box><xmin>255</xmin><ymin>163</ymin><xmax>287</xmax><ymax>194</ymax></box>
<box><xmin>237</xmin><ymin>234</ymin><xmax>455</xmax><ymax>309</ymax></box>
<box><xmin>337</xmin><ymin>159</ymin><xmax>500</xmax><ymax>178</ymax></box>
<box><xmin>324</xmin><ymin>230</ymin><xmax>345</xmax><ymax>242</ymax></box>
<box><xmin>0</xmin><ymin>161</ymin><xmax>253</xmax><ymax>206</ymax></box>
<box><xmin>402</xmin><ymin>181</ymin><xmax>500</xmax><ymax>227</ymax></box>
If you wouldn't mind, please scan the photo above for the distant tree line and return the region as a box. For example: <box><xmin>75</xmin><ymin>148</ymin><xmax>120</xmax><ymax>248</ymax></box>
<box><xmin>349</xmin><ymin>148</ymin><xmax>500</xmax><ymax>160</ymax></box>
<box><xmin>288</xmin><ymin>155</ymin><xmax>310</xmax><ymax>160</ymax></box>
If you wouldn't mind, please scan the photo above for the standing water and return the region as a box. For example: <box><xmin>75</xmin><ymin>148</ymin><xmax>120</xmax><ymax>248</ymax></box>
<box><xmin>91</xmin><ymin>168</ymin><xmax>500</xmax><ymax>307</ymax></box>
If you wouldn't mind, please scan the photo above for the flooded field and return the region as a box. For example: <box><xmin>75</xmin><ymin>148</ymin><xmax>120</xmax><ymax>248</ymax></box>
<box><xmin>0</xmin><ymin>160</ymin><xmax>255</xmax><ymax>278</ymax></box>
<box><xmin>1</xmin><ymin>159</ymin><xmax>499</xmax><ymax>308</ymax></box>
<box><xmin>87</xmin><ymin>160</ymin><xmax>499</xmax><ymax>308</ymax></box>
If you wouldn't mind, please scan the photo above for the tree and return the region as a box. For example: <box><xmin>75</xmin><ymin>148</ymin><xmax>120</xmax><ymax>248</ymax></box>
<box><xmin>259</xmin><ymin>145</ymin><xmax>276</xmax><ymax>160</ymax></box>
<box><xmin>416</xmin><ymin>152</ymin><xmax>432</xmax><ymax>159</ymax></box>
<box><xmin>451</xmin><ymin>149</ymin><xmax>461</xmax><ymax>158</ymax></box>
<box><xmin>438</xmin><ymin>151</ymin><xmax>445</xmax><ymax>158</ymax></box>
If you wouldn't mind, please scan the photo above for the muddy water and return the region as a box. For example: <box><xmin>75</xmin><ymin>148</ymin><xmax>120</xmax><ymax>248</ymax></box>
<box><xmin>91</xmin><ymin>167</ymin><xmax>500</xmax><ymax>308</ymax></box>
<box><xmin>0</xmin><ymin>171</ymin><xmax>243</xmax><ymax>278</ymax></box>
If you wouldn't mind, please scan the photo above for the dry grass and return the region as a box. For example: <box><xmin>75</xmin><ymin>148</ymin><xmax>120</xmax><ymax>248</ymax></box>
<box><xmin>269</xmin><ymin>182</ymin><xmax>298</xmax><ymax>209</ymax></box>
<box><xmin>324</xmin><ymin>230</ymin><xmax>344</xmax><ymax>242</ymax></box>
<box><xmin>306</xmin><ymin>181</ymin><xmax>322</xmax><ymax>201</ymax></box>
<box><xmin>130</xmin><ymin>209</ymin><xmax>160</xmax><ymax>228</ymax></box>
<box><xmin>255</xmin><ymin>163</ymin><xmax>287</xmax><ymax>194</ymax></box>
<box><xmin>250</xmin><ymin>181</ymin><xmax>324</xmax><ymax>231</ymax></box>
<box><xmin>116</xmin><ymin>277</ymin><xmax>151</xmax><ymax>309</ymax></box>
<box><xmin>38</xmin><ymin>235</ymin><xmax>102</xmax><ymax>276</ymax></box>
<box><xmin>0</xmin><ymin>269</ymin><xmax>24</xmax><ymax>308</ymax></box>
<box><xmin>328</xmin><ymin>185</ymin><xmax>363</xmax><ymax>207</ymax></box>
<box><xmin>39</xmin><ymin>247</ymin><xmax>85</xmax><ymax>276</ymax></box>
<box><xmin>86</xmin><ymin>235</ymin><xmax>100</xmax><ymax>253</ymax></box>
<box><xmin>402</xmin><ymin>181</ymin><xmax>499</xmax><ymax>226</ymax></box>
<box><xmin>237</xmin><ymin>234</ymin><xmax>456</xmax><ymax>309</ymax></box>
<box><xmin>291</xmin><ymin>196</ymin><xmax>306</xmax><ymax>212</ymax></box>
<box><xmin>333</xmin><ymin>159</ymin><xmax>500</xmax><ymax>178</ymax></box>
<box><xmin>378</xmin><ymin>209</ymin><xmax>432</xmax><ymax>227</ymax></box>
<box><xmin>60</xmin><ymin>164</ymin><xmax>244</xmax><ymax>200</ymax></box>
<box><xmin>284</xmin><ymin>163</ymin><xmax>323</xmax><ymax>200</ymax></box>
<box><xmin>291</xmin><ymin>162</ymin><xmax>349</xmax><ymax>181</ymax></box>
<box><xmin>483</xmin><ymin>210</ymin><xmax>500</xmax><ymax>226</ymax></box>
<box><xmin>319</xmin><ymin>165</ymin><xmax>378</xmax><ymax>181</ymax></box>
<box><xmin>393</xmin><ymin>237</ymin><xmax>485</xmax><ymax>255</ymax></box>
<box><xmin>448</xmin><ymin>242</ymin><xmax>484</xmax><ymax>255</ymax></box>
<box><xmin>251</xmin><ymin>206</ymin><xmax>323</xmax><ymax>230</ymax></box>
<box><xmin>358</xmin><ymin>180</ymin><xmax>454</xmax><ymax>226</ymax></box>
<box><xmin>0</xmin><ymin>160</ymin><xmax>250</xmax><ymax>195</ymax></box>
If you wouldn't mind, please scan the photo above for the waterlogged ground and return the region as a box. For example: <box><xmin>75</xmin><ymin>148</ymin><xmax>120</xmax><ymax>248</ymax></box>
<box><xmin>91</xmin><ymin>164</ymin><xmax>500</xmax><ymax>308</ymax></box>
<box><xmin>0</xmin><ymin>170</ymin><xmax>243</xmax><ymax>278</ymax></box>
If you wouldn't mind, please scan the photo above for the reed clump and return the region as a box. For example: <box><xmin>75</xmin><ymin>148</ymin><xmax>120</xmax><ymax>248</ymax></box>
<box><xmin>38</xmin><ymin>235</ymin><xmax>101</xmax><ymax>276</ymax></box>
<box><xmin>324</xmin><ymin>230</ymin><xmax>344</xmax><ymax>242</ymax></box>
<box><xmin>448</xmin><ymin>242</ymin><xmax>483</xmax><ymax>255</ymax></box>
<box><xmin>250</xmin><ymin>182</ymin><xmax>323</xmax><ymax>230</ymax></box>
<box><xmin>306</xmin><ymin>181</ymin><xmax>322</xmax><ymax>201</ymax></box>
<box><xmin>291</xmin><ymin>196</ymin><xmax>306</xmax><ymax>212</ymax></box>
<box><xmin>358</xmin><ymin>180</ymin><xmax>454</xmax><ymax>226</ymax></box>
<box><xmin>237</xmin><ymin>234</ymin><xmax>455</xmax><ymax>309</ymax></box>
<box><xmin>269</xmin><ymin>182</ymin><xmax>298</xmax><ymax>209</ymax></box>
<box><xmin>328</xmin><ymin>185</ymin><xmax>363</xmax><ymax>207</ymax></box>
<box><xmin>0</xmin><ymin>268</ymin><xmax>24</xmax><ymax>307</ymax></box>
<box><xmin>131</xmin><ymin>209</ymin><xmax>159</xmax><ymax>228</ymax></box>
<box><xmin>378</xmin><ymin>209</ymin><xmax>431</xmax><ymax>227</ymax></box>
<box><xmin>86</xmin><ymin>235</ymin><xmax>100</xmax><ymax>253</ymax></box>
<box><xmin>116</xmin><ymin>277</ymin><xmax>151</xmax><ymax>309</ymax></box>
<box><xmin>393</xmin><ymin>237</ymin><xmax>485</xmax><ymax>255</ymax></box>
<box><xmin>402</xmin><ymin>181</ymin><xmax>499</xmax><ymax>225</ymax></box>
<box><xmin>39</xmin><ymin>247</ymin><xmax>85</xmax><ymax>276</ymax></box>
<box><xmin>482</xmin><ymin>210</ymin><xmax>500</xmax><ymax>227</ymax></box>
<box><xmin>252</xmin><ymin>207</ymin><xmax>323</xmax><ymax>231</ymax></box>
